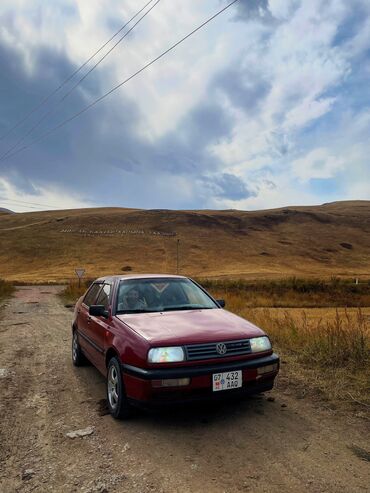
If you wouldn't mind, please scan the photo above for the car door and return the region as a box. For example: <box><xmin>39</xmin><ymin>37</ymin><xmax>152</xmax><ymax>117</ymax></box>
<box><xmin>86</xmin><ymin>282</ymin><xmax>112</xmax><ymax>373</ymax></box>
<box><xmin>77</xmin><ymin>282</ymin><xmax>103</xmax><ymax>360</ymax></box>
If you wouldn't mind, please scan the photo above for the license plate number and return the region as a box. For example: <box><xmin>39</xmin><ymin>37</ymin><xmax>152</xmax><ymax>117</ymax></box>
<box><xmin>212</xmin><ymin>370</ymin><xmax>242</xmax><ymax>391</ymax></box>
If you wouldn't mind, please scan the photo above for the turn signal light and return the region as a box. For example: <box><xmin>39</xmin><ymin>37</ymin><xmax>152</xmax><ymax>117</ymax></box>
<box><xmin>152</xmin><ymin>378</ymin><xmax>190</xmax><ymax>388</ymax></box>
<box><xmin>257</xmin><ymin>363</ymin><xmax>278</xmax><ymax>375</ymax></box>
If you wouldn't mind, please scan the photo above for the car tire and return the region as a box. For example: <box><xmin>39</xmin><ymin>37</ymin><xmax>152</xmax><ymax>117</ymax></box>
<box><xmin>107</xmin><ymin>357</ymin><xmax>133</xmax><ymax>420</ymax></box>
<box><xmin>72</xmin><ymin>329</ymin><xmax>87</xmax><ymax>366</ymax></box>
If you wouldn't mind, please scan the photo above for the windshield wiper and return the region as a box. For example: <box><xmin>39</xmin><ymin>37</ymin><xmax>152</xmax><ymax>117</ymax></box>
<box><xmin>161</xmin><ymin>305</ymin><xmax>214</xmax><ymax>312</ymax></box>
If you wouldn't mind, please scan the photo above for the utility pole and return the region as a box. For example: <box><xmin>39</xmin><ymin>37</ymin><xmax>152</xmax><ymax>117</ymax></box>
<box><xmin>176</xmin><ymin>239</ymin><xmax>180</xmax><ymax>274</ymax></box>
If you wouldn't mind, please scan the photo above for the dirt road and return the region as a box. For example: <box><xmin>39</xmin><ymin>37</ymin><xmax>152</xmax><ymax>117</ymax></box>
<box><xmin>0</xmin><ymin>287</ymin><xmax>369</xmax><ymax>493</ymax></box>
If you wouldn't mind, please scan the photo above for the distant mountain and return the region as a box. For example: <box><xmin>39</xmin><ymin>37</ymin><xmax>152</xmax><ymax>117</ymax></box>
<box><xmin>0</xmin><ymin>207</ymin><xmax>14</xmax><ymax>214</ymax></box>
<box><xmin>0</xmin><ymin>201</ymin><xmax>369</xmax><ymax>282</ymax></box>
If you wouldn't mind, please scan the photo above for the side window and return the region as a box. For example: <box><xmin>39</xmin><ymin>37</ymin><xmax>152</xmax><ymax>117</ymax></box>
<box><xmin>95</xmin><ymin>284</ymin><xmax>111</xmax><ymax>310</ymax></box>
<box><xmin>83</xmin><ymin>283</ymin><xmax>102</xmax><ymax>307</ymax></box>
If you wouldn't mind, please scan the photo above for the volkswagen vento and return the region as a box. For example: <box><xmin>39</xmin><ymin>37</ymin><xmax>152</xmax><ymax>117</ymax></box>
<box><xmin>72</xmin><ymin>274</ymin><xmax>279</xmax><ymax>419</ymax></box>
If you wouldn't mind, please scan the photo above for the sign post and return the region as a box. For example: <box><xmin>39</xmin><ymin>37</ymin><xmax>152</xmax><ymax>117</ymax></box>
<box><xmin>176</xmin><ymin>239</ymin><xmax>180</xmax><ymax>274</ymax></box>
<box><xmin>75</xmin><ymin>268</ymin><xmax>85</xmax><ymax>288</ymax></box>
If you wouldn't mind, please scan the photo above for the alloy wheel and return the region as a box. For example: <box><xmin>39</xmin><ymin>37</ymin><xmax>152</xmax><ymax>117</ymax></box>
<box><xmin>108</xmin><ymin>365</ymin><xmax>119</xmax><ymax>410</ymax></box>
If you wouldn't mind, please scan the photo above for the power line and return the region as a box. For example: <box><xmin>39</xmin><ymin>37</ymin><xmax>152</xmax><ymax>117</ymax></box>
<box><xmin>0</xmin><ymin>203</ymin><xmax>45</xmax><ymax>211</ymax></box>
<box><xmin>1</xmin><ymin>0</ymin><xmax>240</xmax><ymax>163</ymax></box>
<box><xmin>0</xmin><ymin>197</ymin><xmax>61</xmax><ymax>209</ymax></box>
<box><xmin>0</xmin><ymin>0</ymin><xmax>162</xmax><ymax>161</ymax></box>
<box><xmin>0</xmin><ymin>0</ymin><xmax>157</xmax><ymax>143</ymax></box>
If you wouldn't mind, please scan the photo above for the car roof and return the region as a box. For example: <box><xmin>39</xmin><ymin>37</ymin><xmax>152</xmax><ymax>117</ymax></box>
<box><xmin>95</xmin><ymin>274</ymin><xmax>188</xmax><ymax>283</ymax></box>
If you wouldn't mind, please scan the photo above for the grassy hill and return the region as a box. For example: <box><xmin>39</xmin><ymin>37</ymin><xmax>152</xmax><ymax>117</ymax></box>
<box><xmin>0</xmin><ymin>201</ymin><xmax>369</xmax><ymax>282</ymax></box>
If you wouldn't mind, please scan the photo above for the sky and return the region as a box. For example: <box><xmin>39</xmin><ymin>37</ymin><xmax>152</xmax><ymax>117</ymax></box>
<box><xmin>0</xmin><ymin>0</ymin><xmax>369</xmax><ymax>212</ymax></box>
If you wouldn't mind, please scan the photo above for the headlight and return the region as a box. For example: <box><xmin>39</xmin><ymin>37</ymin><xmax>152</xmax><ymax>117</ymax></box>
<box><xmin>250</xmin><ymin>336</ymin><xmax>271</xmax><ymax>353</ymax></box>
<box><xmin>148</xmin><ymin>347</ymin><xmax>185</xmax><ymax>363</ymax></box>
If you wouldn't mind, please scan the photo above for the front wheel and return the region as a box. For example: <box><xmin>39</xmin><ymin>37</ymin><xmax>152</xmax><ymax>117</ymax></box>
<box><xmin>107</xmin><ymin>357</ymin><xmax>133</xmax><ymax>419</ymax></box>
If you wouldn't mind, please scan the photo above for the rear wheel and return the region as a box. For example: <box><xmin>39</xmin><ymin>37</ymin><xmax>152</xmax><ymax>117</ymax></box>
<box><xmin>107</xmin><ymin>357</ymin><xmax>133</xmax><ymax>419</ymax></box>
<box><xmin>72</xmin><ymin>330</ymin><xmax>87</xmax><ymax>366</ymax></box>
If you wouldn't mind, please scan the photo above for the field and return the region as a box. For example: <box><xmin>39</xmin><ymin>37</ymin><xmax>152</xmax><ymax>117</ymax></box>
<box><xmin>205</xmin><ymin>284</ymin><xmax>370</xmax><ymax>410</ymax></box>
<box><xmin>0</xmin><ymin>200</ymin><xmax>369</xmax><ymax>282</ymax></box>
<box><xmin>203</xmin><ymin>279</ymin><xmax>370</xmax><ymax>409</ymax></box>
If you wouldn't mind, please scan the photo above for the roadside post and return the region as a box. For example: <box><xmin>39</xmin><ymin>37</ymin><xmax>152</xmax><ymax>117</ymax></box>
<box><xmin>75</xmin><ymin>268</ymin><xmax>85</xmax><ymax>288</ymax></box>
<box><xmin>176</xmin><ymin>239</ymin><xmax>180</xmax><ymax>274</ymax></box>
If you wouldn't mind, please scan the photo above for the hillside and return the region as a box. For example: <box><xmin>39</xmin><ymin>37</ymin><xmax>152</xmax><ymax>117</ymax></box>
<box><xmin>0</xmin><ymin>201</ymin><xmax>369</xmax><ymax>282</ymax></box>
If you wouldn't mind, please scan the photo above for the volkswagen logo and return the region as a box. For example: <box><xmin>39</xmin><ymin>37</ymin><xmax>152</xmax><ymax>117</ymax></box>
<box><xmin>216</xmin><ymin>343</ymin><xmax>227</xmax><ymax>355</ymax></box>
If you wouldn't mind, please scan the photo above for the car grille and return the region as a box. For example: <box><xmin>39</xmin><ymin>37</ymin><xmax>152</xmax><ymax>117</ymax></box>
<box><xmin>185</xmin><ymin>339</ymin><xmax>251</xmax><ymax>361</ymax></box>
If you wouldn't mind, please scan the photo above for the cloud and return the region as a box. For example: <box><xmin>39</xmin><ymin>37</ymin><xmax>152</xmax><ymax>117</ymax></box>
<box><xmin>292</xmin><ymin>147</ymin><xmax>345</xmax><ymax>182</ymax></box>
<box><xmin>0</xmin><ymin>0</ymin><xmax>369</xmax><ymax>212</ymax></box>
<box><xmin>201</xmin><ymin>173</ymin><xmax>256</xmax><ymax>201</ymax></box>
<box><xmin>0</xmin><ymin>176</ymin><xmax>94</xmax><ymax>212</ymax></box>
<box><xmin>232</xmin><ymin>0</ymin><xmax>273</xmax><ymax>22</ymax></box>
<box><xmin>213</xmin><ymin>65</ymin><xmax>271</xmax><ymax>115</ymax></box>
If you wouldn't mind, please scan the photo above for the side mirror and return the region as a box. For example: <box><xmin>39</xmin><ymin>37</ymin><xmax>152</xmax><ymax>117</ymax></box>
<box><xmin>217</xmin><ymin>299</ymin><xmax>225</xmax><ymax>308</ymax></box>
<box><xmin>89</xmin><ymin>305</ymin><xmax>109</xmax><ymax>318</ymax></box>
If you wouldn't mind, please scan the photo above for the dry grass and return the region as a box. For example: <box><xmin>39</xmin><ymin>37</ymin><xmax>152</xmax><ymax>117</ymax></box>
<box><xmin>248</xmin><ymin>308</ymin><xmax>369</xmax><ymax>368</ymax></box>
<box><xmin>201</xmin><ymin>277</ymin><xmax>370</xmax><ymax>307</ymax></box>
<box><xmin>59</xmin><ymin>280</ymin><xmax>92</xmax><ymax>304</ymax></box>
<box><xmin>0</xmin><ymin>201</ymin><xmax>369</xmax><ymax>282</ymax></box>
<box><xmin>206</xmin><ymin>285</ymin><xmax>370</xmax><ymax>411</ymax></box>
<box><xmin>0</xmin><ymin>278</ymin><xmax>15</xmax><ymax>301</ymax></box>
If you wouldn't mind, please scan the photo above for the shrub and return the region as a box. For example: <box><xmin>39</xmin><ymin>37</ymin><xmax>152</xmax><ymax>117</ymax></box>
<box><xmin>59</xmin><ymin>279</ymin><xmax>92</xmax><ymax>304</ymax></box>
<box><xmin>0</xmin><ymin>279</ymin><xmax>15</xmax><ymax>300</ymax></box>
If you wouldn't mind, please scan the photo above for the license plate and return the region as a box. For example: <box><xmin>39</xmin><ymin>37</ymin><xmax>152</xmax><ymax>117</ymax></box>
<box><xmin>212</xmin><ymin>370</ymin><xmax>242</xmax><ymax>392</ymax></box>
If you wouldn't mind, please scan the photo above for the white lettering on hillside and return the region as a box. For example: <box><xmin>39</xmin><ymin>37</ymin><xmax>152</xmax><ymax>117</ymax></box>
<box><xmin>60</xmin><ymin>228</ymin><xmax>177</xmax><ymax>237</ymax></box>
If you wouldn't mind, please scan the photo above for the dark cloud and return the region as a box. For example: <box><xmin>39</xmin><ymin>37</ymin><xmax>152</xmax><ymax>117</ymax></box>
<box><xmin>213</xmin><ymin>66</ymin><xmax>271</xmax><ymax>114</ymax></box>
<box><xmin>236</xmin><ymin>0</ymin><xmax>269</xmax><ymax>18</ymax></box>
<box><xmin>230</xmin><ymin>0</ymin><xmax>274</xmax><ymax>22</ymax></box>
<box><xmin>0</xmin><ymin>34</ymin><xmax>236</xmax><ymax>207</ymax></box>
<box><xmin>201</xmin><ymin>173</ymin><xmax>256</xmax><ymax>201</ymax></box>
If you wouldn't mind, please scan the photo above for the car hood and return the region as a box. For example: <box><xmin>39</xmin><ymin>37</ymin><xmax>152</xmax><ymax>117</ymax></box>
<box><xmin>115</xmin><ymin>308</ymin><xmax>265</xmax><ymax>345</ymax></box>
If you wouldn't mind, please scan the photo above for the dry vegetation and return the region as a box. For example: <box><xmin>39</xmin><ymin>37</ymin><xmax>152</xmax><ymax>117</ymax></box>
<box><xmin>0</xmin><ymin>278</ymin><xmax>14</xmax><ymax>301</ymax></box>
<box><xmin>200</xmin><ymin>277</ymin><xmax>370</xmax><ymax>307</ymax></box>
<box><xmin>204</xmin><ymin>282</ymin><xmax>370</xmax><ymax>411</ymax></box>
<box><xmin>59</xmin><ymin>279</ymin><xmax>92</xmax><ymax>304</ymax></box>
<box><xmin>252</xmin><ymin>308</ymin><xmax>369</xmax><ymax>411</ymax></box>
<box><xmin>0</xmin><ymin>200</ymin><xmax>369</xmax><ymax>282</ymax></box>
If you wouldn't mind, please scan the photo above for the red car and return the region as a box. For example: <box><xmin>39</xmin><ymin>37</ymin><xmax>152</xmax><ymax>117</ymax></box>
<box><xmin>72</xmin><ymin>274</ymin><xmax>279</xmax><ymax>419</ymax></box>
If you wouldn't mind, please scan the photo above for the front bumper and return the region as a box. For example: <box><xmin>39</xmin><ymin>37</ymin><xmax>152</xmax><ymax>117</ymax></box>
<box><xmin>121</xmin><ymin>353</ymin><xmax>279</xmax><ymax>406</ymax></box>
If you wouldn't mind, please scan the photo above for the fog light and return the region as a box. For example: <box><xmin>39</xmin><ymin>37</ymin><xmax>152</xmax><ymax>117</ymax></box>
<box><xmin>257</xmin><ymin>363</ymin><xmax>278</xmax><ymax>375</ymax></box>
<box><xmin>152</xmin><ymin>378</ymin><xmax>190</xmax><ymax>388</ymax></box>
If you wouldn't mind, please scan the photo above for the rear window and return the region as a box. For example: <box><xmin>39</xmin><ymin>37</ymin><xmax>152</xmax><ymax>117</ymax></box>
<box><xmin>83</xmin><ymin>283</ymin><xmax>102</xmax><ymax>307</ymax></box>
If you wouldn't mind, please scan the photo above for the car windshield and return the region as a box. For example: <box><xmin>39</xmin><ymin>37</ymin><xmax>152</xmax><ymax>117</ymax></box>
<box><xmin>116</xmin><ymin>278</ymin><xmax>218</xmax><ymax>314</ymax></box>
